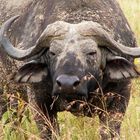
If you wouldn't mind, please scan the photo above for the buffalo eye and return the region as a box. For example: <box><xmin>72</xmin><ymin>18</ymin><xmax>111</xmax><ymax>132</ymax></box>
<box><xmin>49</xmin><ymin>51</ymin><xmax>56</xmax><ymax>57</ymax></box>
<box><xmin>87</xmin><ymin>51</ymin><xmax>97</xmax><ymax>57</ymax></box>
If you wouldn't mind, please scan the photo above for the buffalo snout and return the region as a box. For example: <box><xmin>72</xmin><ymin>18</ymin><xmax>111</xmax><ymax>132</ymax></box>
<box><xmin>52</xmin><ymin>74</ymin><xmax>88</xmax><ymax>99</ymax></box>
<box><xmin>56</xmin><ymin>74</ymin><xmax>80</xmax><ymax>89</ymax></box>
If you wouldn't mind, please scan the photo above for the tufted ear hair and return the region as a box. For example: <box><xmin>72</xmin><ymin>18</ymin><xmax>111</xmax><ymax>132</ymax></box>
<box><xmin>11</xmin><ymin>60</ymin><xmax>48</xmax><ymax>83</ymax></box>
<box><xmin>104</xmin><ymin>56</ymin><xmax>139</xmax><ymax>82</ymax></box>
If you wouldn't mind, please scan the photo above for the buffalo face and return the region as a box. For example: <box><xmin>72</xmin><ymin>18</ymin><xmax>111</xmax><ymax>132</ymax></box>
<box><xmin>48</xmin><ymin>30</ymin><xmax>102</xmax><ymax>99</ymax></box>
<box><xmin>0</xmin><ymin>17</ymin><xmax>140</xmax><ymax>111</ymax></box>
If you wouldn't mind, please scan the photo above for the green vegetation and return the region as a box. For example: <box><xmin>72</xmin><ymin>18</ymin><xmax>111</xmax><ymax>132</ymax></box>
<box><xmin>0</xmin><ymin>0</ymin><xmax>140</xmax><ymax>139</ymax></box>
<box><xmin>118</xmin><ymin>0</ymin><xmax>140</xmax><ymax>45</ymax></box>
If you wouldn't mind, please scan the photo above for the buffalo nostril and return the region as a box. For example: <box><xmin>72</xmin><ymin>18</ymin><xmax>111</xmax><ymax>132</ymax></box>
<box><xmin>73</xmin><ymin>80</ymin><xmax>80</xmax><ymax>87</ymax></box>
<box><xmin>56</xmin><ymin>80</ymin><xmax>62</xmax><ymax>87</ymax></box>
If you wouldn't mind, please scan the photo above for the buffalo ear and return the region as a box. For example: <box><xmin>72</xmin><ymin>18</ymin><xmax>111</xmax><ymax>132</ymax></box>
<box><xmin>12</xmin><ymin>61</ymin><xmax>48</xmax><ymax>83</ymax></box>
<box><xmin>104</xmin><ymin>56</ymin><xmax>139</xmax><ymax>81</ymax></box>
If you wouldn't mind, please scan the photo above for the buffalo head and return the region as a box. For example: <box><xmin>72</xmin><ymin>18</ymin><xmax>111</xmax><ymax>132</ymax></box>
<box><xmin>0</xmin><ymin>16</ymin><xmax>139</xmax><ymax>106</ymax></box>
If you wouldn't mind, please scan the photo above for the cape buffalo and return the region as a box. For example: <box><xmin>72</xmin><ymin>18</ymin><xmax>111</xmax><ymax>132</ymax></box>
<box><xmin>0</xmin><ymin>0</ymin><xmax>139</xmax><ymax>139</ymax></box>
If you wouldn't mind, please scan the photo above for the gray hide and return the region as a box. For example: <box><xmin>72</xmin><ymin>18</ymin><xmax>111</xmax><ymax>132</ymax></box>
<box><xmin>0</xmin><ymin>0</ymin><xmax>138</xmax><ymax>139</ymax></box>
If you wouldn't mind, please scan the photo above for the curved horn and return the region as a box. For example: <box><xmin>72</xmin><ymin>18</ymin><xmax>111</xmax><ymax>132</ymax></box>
<box><xmin>0</xmin><ymin>16</ymin><xmax>48</xmax><ymax>60</ymax></box>
<box><xmin>90</xmin><ymin>22</ymin><xmax>140</xmax><ymax>58</ymax></box>
<box><xmin>0</xmin><ymin>15</ymin><xmax>19</xmax><ymax>40</ymax></box>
